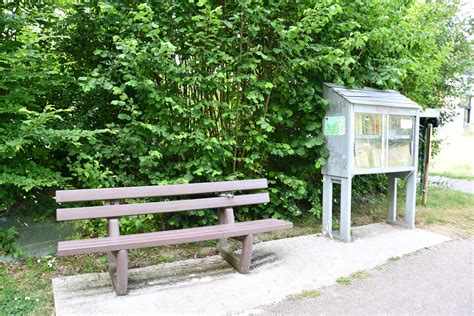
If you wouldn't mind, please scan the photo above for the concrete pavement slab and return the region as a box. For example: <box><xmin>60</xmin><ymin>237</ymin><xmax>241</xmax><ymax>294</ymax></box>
<box><xmin>52</xmin><ymin>223</ymin><xmax>450</xmax><ymax>315</ymax></box>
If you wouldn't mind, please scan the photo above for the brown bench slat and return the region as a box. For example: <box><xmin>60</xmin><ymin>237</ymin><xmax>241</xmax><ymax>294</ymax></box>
<box><xmin>56</xmin><ymin>179</ymin><xmax>268</xmax><ymax>203</ymax></box>
<box><xmin>58</xmin><ymin>219</ymin><xmax>292</xmax><ymax>256</ymax></box>
<box><xmin>57</xmin><ymin>193</ymin><xmax>269</xmax><ymax>221</ymax></box>
<box><xmin>59</xmin><ymin>219</ymin><xmax>279</xmax><ymax>249</ymax></box>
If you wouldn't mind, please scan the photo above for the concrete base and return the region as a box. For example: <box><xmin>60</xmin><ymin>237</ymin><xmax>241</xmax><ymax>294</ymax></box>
<box><xmin>52</xmin><ymin>223</ymin><xmax>450</xmax><ymax>315</ymax></box>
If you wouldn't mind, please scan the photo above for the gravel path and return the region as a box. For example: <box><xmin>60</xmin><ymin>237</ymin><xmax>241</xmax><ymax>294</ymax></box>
<box><xmin>429</xmin><ymin>176</ymin><xmax>473</xmax><ymax>194</ymax></box>
<box><xmin>258</xmin><ymin>239</ymin><xmax>473</xmax><ymax>316</ymax></box>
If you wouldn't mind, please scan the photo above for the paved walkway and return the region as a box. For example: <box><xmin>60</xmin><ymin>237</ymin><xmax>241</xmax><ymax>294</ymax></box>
<box><xmin>259</xmin><ymin>238</ymin><xmax>473</xmax><ymax>315</ymax></box>
<box><xmin>52</xmin><ymin>224</ymin><xmax>449</xmax><ymax>315</ymax></box>
<box><xmin>429</xmin><ymin>176</ymin><xmax>474</xmax><ymax>194</ymax></box>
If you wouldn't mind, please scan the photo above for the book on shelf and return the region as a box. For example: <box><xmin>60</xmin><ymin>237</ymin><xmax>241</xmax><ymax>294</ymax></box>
<box><xmin>355</xmin><ymin>114</ymin><xmax>381</xmax><ymax>136</ymax></box>
<box><xmin>388</xmin><ymin>141</ymin><xmax>412</xmax><ymax>167</ymax></box>
<box><xmin>354</xmin><ymin>140</ymin><xmax>382</xmax><ymax>168</ymax></box>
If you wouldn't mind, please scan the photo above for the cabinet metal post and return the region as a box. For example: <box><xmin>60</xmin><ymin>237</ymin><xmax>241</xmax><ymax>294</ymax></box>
<box><xmin>387</xmin><ymin>176</ymin><xmax>398</xmax><ymax>222</ymax></box>
<box><xmin>322</xmin><ymin>175</ymin><xmax>333</xmax><ymax>236</ymax></box>
<box><xmin>405</xmin><ymin>171</ymin><xmax>417</xmax><ymax>229</ymax></box>
<box><xmin>421</xmin><ymin>123</ymin><xmax>433</xmax><ymax>205</ymax></box>
<box><xmin>340</xmin><ymin>177</ymin><xmax>352</xmax><ymax>243</ymax></box>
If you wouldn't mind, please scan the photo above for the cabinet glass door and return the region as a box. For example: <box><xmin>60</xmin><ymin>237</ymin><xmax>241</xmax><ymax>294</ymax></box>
<box><xmin>353</xmin><ymin>113</ymin><xmax>383</xmax><ymax>169</ymax></box>
<box><xmin>387</xmin><ymin>115</ymin><xmax>414</xmax><ymax>167</ymax></box>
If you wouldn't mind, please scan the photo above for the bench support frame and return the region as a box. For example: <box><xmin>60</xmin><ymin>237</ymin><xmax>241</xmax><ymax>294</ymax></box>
<box><xmin>220</xmin><ymin>235</ymin><xmax>253</xmax><ymax>273</ymax></box>
<box><xmin>107</xmin><ymin>200</ymin><xmax>128</xmax><ymax>296</ymax></box>
<box><xmin>218</xmin><ymin>207</ymin><xmax>253</xmax><ymax>273</ymax></box>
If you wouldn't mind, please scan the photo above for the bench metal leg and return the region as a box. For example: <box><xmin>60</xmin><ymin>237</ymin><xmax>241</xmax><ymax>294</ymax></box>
<box><xmin>217</xmin><ymin>207</ymin><xmax>253</xmax><ymax>273</ymax></box>
<box><xmin>220</xmin><ymin>234</ymin><xmax>253</xmax><ymax>274</ymax></box>
<box><xmin>107</xmin><ymin>210</ymin><xmax>129</xmax><ymax>295</ymax></box>
<box><xmin>109</xmin><ymin>249</ymin><xmax>128</xmax><ymax>296</ymax></box>
<box><xmin>107</xmin><ymin>219</ymin><xmax>119</xmax><ymax>276</ymax></box>
<box><xmin>218</xmin><ymin>207</ymin><xmax>235</xmax><ymax>250</ymax></box>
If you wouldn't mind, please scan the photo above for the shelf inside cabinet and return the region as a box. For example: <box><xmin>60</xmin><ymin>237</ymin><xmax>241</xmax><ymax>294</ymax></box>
<box><xmin>388</xmin><ymin>135</ymin><xmax>411</xmax><ymax>140</ymax></box>
<box><xmin>354</xmin><ymin>135</ymin><xmax>382</xmax><ymax>140</ymax></box>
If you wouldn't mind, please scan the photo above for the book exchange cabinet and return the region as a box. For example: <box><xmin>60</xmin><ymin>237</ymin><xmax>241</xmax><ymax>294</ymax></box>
<box><xmin>321</xmin><ymin>83</ymin><xmax>421</xmax><ymax>242</ymax></box>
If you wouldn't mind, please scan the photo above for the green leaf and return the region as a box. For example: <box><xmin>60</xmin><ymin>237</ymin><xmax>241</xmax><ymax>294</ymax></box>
<box><xmin>304</xmin><ymin>136</ymin><xmax>324</xmax><ymax>148</ymax></box>
<box><xmin>117</xmin><ymin>113</ymin><xmax>131</xmax><ymax>120</ymax></box>
<box><xmin>264</xmin><ymin>82</ymin><xmax>274</xmax><ymax>89</ymax></box>
<box><xmin>306</xmin><ymin>122</ymin><xmax>320</xmax><ymax>131</ymax></box>
<box><xmin>113</xmin><ymin>87</ymin><xmax>122</xmax><ymax>95</ymax></box>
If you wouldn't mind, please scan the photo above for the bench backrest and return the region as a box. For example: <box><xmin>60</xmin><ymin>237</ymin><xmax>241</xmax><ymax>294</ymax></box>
<box><xmin>56</xmin><ymin>179</ymin><xmax>268</xmax><ymax>221</ymax></box>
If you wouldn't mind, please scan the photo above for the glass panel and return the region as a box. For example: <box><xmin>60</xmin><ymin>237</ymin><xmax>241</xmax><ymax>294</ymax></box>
<box><xmin>353</xmin><ymin>113</ymin><xmax>383</xmax><ymax>169</ymax></box>
<box><xmin>388</xmin><ymin>115</ymin><xmax>414</xmax><ymax>167</ymax></box>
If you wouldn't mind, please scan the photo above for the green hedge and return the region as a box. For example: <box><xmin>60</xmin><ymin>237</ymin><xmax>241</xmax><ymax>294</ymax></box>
<box><xmin>0</xmin><ymin>1</ymin><xmax>470</xmax><ymax>235</ymax></box>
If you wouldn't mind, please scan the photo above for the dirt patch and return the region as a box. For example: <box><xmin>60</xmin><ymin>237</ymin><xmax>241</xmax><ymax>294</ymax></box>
<box><xmin>417</xmin><ymin>223</ymin><xmax>468</xmax><ymax>240</ymax></box>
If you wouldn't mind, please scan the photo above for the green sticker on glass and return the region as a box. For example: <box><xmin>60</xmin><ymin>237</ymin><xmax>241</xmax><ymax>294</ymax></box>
<box><xmin>324</xmin><ymin>116</ymin><xmax>345</xmax><ymax>136</ymax></box>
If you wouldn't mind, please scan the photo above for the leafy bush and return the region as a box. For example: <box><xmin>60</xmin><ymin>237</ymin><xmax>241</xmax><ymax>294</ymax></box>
<box><xmin>0</xmin><ymin>1</ymin><xmax>471</xmax><ymax>234</ymax></box>
<box><xmin>0</xmin><ymin>227</ymin><xmax>22</xmax><ymax>258</ymax></box>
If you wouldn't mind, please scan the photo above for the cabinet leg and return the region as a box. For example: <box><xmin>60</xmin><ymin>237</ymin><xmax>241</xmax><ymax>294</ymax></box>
<box><xmin>405</xmin><ymin>171</ymin><xmax>416</xmax><ymax>229</ymax></box>
<box><xmin>322</xmin><ymin>175</ymin><xmax>333</xmax><ymax>236</ymax></box>
<box><xmin>340</xmin><ymin>177</ymin><xmax>352</xmax><ymax>243</ymax></box>
<box><xmin>387</xmin><ymin>176</ymin><xmax>398</xmax><ymax>223</ymax></box>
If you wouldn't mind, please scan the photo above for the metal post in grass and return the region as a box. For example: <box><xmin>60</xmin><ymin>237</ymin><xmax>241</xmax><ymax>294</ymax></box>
<box><xmin>422</xmin><ymin>123</ymin><xmax>433</xmax><ymax>205</ymax></box>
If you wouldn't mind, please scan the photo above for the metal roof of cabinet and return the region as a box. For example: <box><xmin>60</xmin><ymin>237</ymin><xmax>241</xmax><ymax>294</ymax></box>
<box><xmin>323</xmin><ymin>82</ymin><xmax>420</xmax><ymax>108</ymax></box>
<box><xmin>321</xmin><ymin>83</ymin><xmax>421</xmax><ymax>242</ymax></box>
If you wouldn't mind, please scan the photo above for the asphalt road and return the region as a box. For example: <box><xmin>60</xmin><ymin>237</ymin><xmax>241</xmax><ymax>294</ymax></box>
<box><xmin>429</xmin><ymin>176</ymin><xmax>474</xmax><ymax>194</ymax></box>
<box><xmin>258</xmin><ymin>239</ymin><xmax>473</xmax><ymax>315</ymax></box>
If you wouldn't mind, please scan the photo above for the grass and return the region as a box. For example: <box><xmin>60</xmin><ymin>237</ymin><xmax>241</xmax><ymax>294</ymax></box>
<box><xmin>1</xmin><ymin>187</ymin><xmax>472</xmax><ymax>314</ymax></box>
<box><xmin>0</xmin><ymin>257</ymin><xmax>56</xmax><ymax>315</ymax></box>
<box><xmin>288</xmin><ymin>289</ymin><xmax>321</xmax><ymax>300</ymax></box>
<box><xmin>351</xmin><ymin>270</ymin><xmax>371</xmax><ymax>279</ymax></box>
<box><xmin>331</xmin><ymin>270</ymin><xmax>372</xmax><ymax>289</ymax></box>
<box><xmin>349</xmin><ymin>186</ymin><xmax>473</xmax><ymax>238</ymax></box>
<box><xmin>415</xmin><ymin>187</ymin><xmax>474</xmax><ymax>238</ymax></box>
<box><xmin>336</xmin><ymin>277</ymin><xmax>351</xmax><ymax>285</ymax></box>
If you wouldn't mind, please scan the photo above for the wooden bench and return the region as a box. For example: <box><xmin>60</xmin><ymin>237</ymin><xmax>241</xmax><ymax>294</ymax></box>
<box><xmin>55</xmin><ymin>179</ymin><xmax>293</xmax><ymax>295</ymax></box>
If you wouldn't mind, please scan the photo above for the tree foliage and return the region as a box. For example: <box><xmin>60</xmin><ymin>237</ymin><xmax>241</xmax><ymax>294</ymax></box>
<box><xmin>0</xmin><ymin>1</ymin><xmax>471</xmax><ymax>233</ymax></box>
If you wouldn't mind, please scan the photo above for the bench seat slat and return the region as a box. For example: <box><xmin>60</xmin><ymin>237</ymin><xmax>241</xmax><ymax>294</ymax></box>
<box><xmin>58</xmin><ymin>219</ymin><xmax>279</xmax><ymax>249</ymax></box>
<box><xmin>57</xmin><ymin>219</ymin><xmax>293</xmax><ymax>256</ymax></box>
<box><xmin>56</xmin><ymin>179</ymin><xmax>268</xmax><ymax>203</ymax></box>
<box><xmin>57</xmin><ymin>193</ymin><xmax>269</xmax><ymax>221</ymax></box>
